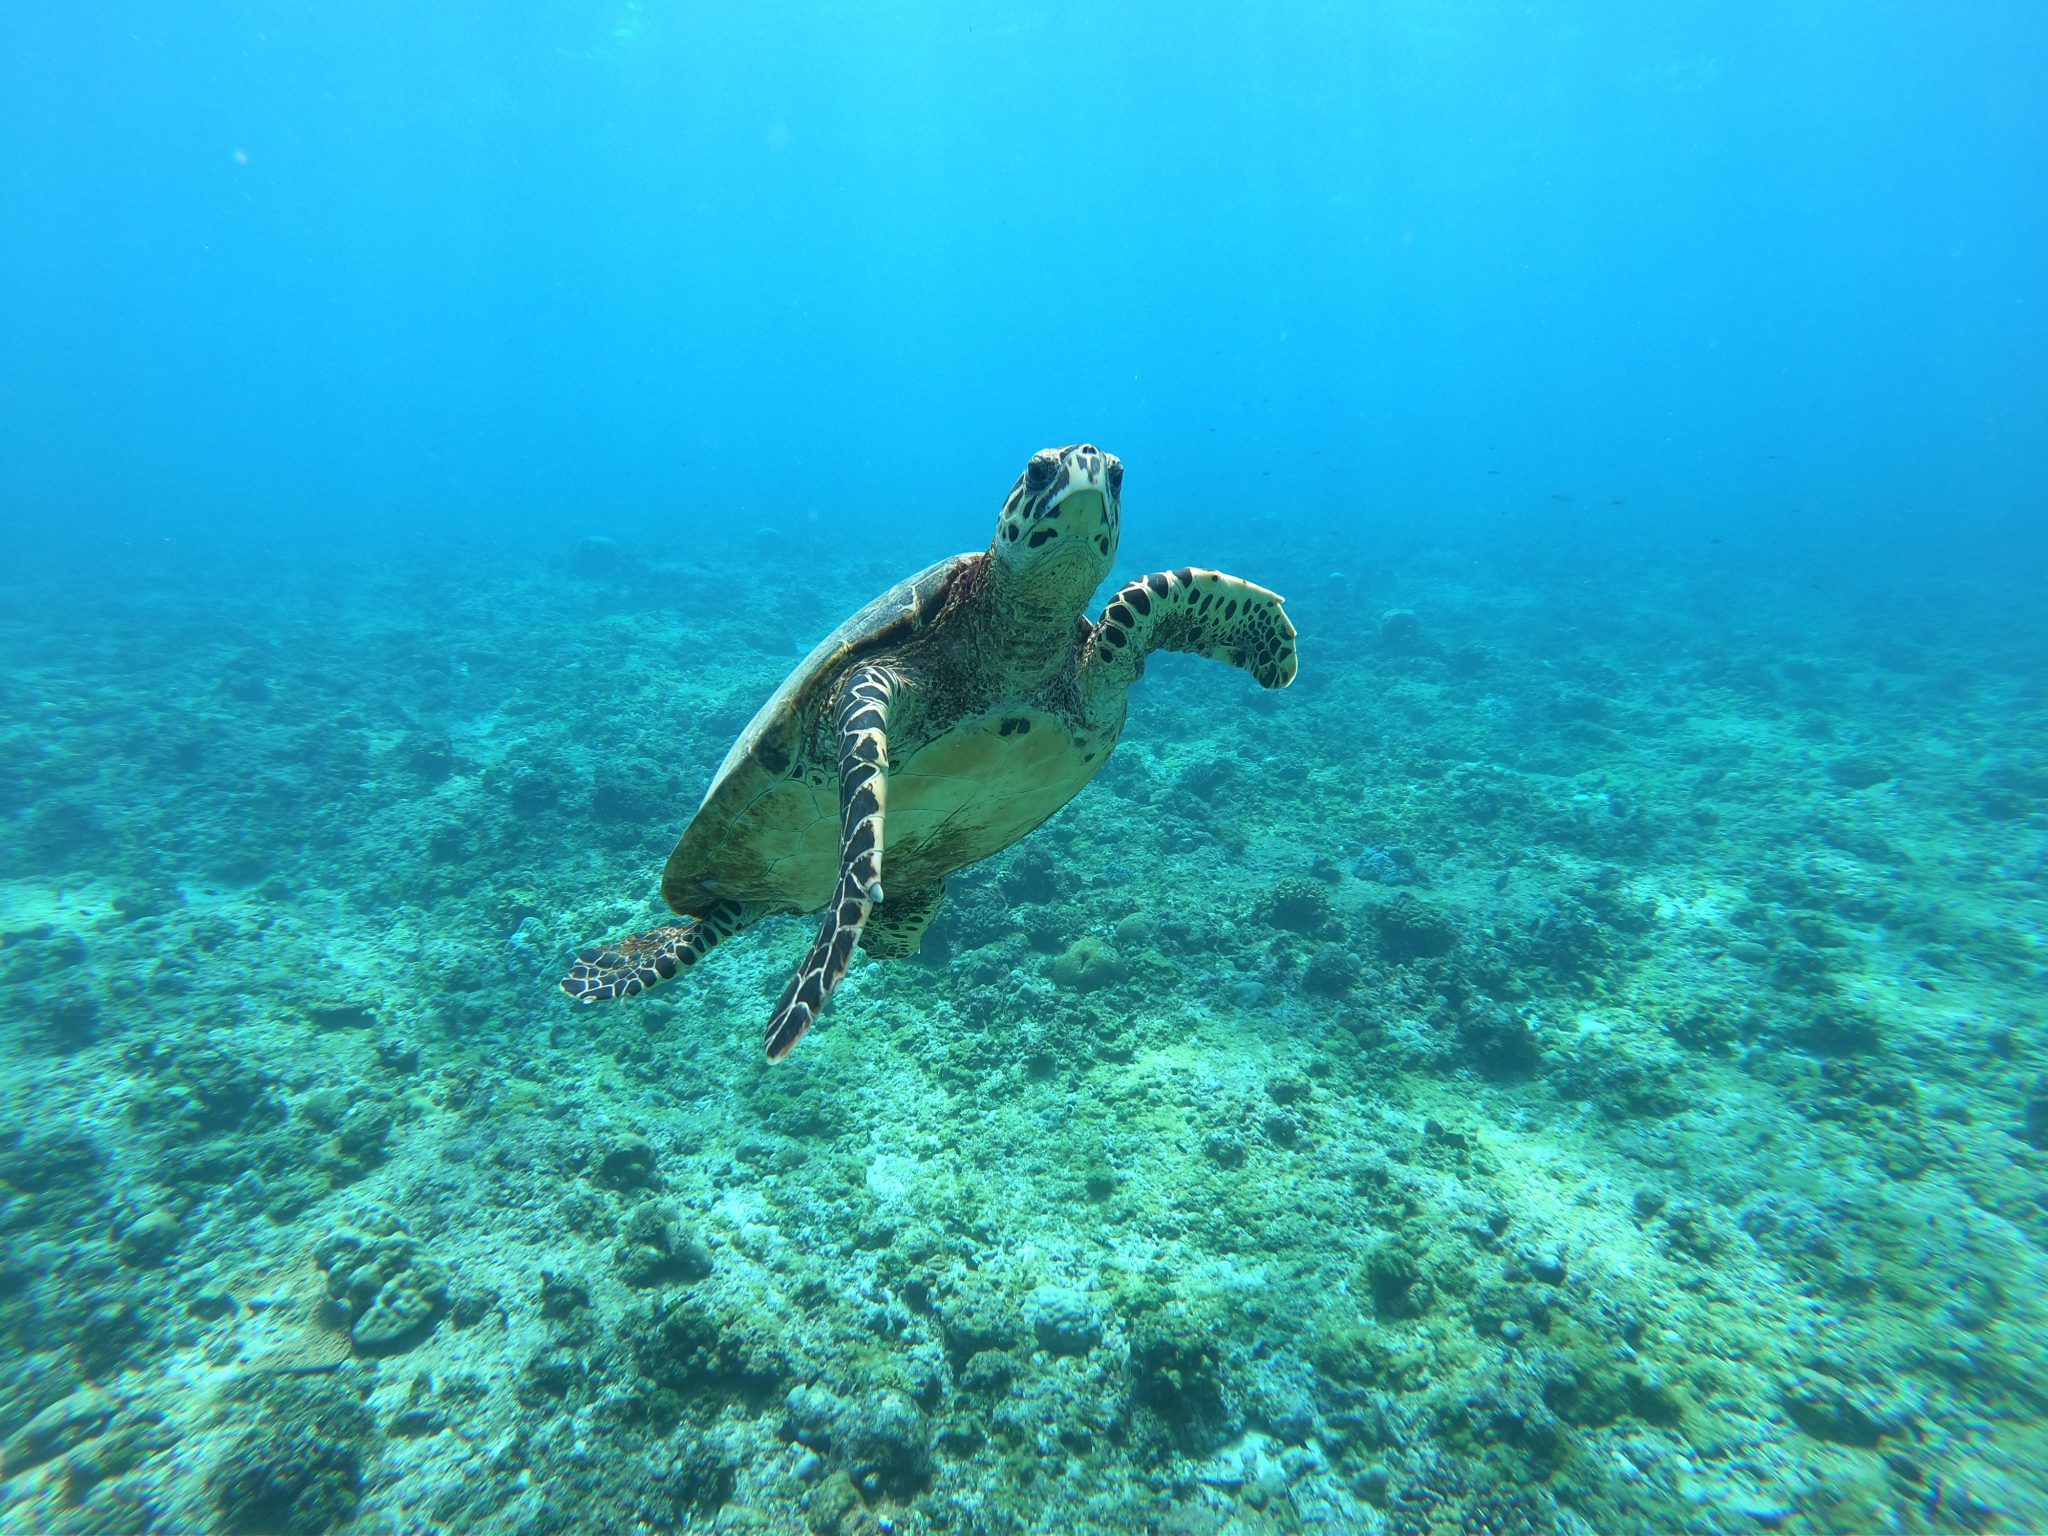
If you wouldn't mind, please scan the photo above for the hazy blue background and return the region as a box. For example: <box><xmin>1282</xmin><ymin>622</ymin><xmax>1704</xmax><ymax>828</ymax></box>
<box><xmin>2</xmin><ymin>0</ymin><xmax>2044</xmax><ymax>556</ymax></box>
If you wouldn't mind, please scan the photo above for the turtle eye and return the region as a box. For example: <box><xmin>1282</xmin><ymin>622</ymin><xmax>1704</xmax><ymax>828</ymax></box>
<box><xmin>1024</xmin><ymin>455</ymin><xmax>1059</xmax><ymax>492</ymax></box>
<box><xmin>1106</xmin><ymin>461</ymin><xmax>1124</xmax><ymax>498</ymax></box>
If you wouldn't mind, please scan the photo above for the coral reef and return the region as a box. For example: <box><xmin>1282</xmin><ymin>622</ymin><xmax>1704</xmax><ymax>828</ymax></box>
<box><xmin>1</xmin><ymin>521</ymin><xmax>2043</xmax><ymax>1534</ymax></box>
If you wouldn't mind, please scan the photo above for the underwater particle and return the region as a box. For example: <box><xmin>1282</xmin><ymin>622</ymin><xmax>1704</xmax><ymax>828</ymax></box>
<box><xmin>1374</xmin><ymin>893</ymin><xmax>1459</xmax><ymax>962</ymax></box>
<box><xmin>1024</xmin><ymin>1285</ymin><xmax>1104</xmax><ymax>1356</ymax></box>
<box><xmin>117</xmin><ymin>1209</ymin><xmax>182</xmax><ymax>1269</ymax></box>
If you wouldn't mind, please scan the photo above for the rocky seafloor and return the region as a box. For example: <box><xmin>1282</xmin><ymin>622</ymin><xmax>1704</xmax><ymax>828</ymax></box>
<box><xmin>1</xmin><ymin>508</ymin><xmax>2044</xmax><ymax>1536</ymax></box>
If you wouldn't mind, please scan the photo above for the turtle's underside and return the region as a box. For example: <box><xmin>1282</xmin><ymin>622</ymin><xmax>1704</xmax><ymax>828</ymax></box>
<box><xmin>563</xmin><ymin>443</ymin><xmax>1298</xmax><ymax>1058</ymax></box>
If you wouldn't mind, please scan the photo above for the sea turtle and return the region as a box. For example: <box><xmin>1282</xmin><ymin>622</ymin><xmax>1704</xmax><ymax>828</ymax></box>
<box><xmin>562</xmin><ymin>443</ymin><xmax>1298</xmax><ymax>1059</ymax></box>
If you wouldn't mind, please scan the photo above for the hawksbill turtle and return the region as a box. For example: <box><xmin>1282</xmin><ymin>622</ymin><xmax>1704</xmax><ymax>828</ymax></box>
<box><xmin>562</xmin><ymin>443</ymin><xmax>1298</xmax><ymax>1059</ymax></box>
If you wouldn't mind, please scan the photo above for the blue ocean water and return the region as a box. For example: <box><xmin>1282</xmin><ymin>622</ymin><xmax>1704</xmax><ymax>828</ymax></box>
<box><xmin>3</xmin><ymin>4</ymin><xmax>2046</xmax><ymax>1534</ymax></box>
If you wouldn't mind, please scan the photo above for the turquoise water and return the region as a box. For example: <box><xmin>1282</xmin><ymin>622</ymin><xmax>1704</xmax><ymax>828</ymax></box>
<box><xmin>4</xmin><ymin>5</ymin><xmax>2046</xmax><ymax>1534</ymax></box>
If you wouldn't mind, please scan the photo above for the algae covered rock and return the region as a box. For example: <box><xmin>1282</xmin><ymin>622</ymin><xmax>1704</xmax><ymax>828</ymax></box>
<box><xmin>306</xmin><ymin>996</ymin><xmax>382</xmax><ymax>1032</ymax></box>
<box><xmin>1779</xmin><ymin>1368</ymin><xmax>1903</xmax><ymax>1447</ymax></box>
<box><xmin>1126</xmin><ymin>1289</ymin><xmax>1233</xmax><ymax>1451</ymax></box>
<box><xmin>596</xmin><ymin>1130</ymin><xmax>661</xmax><ymax>1190</ymax></box>
<box><xmin>0</xmin><ymin>1125</ymin><xmax>104</xmax><ymax>1197</ymax></box>
<box><xmin>835</xmin><ymin>1388</ymin><xmax>932</xmax><ymax>1494</ymax></box>
<box><xmin>935</xmin><ymin>1276</ymin><xmax>1026</xmax><ymax>1366</ymax></box>
<box><xmin>331</xmin><ymin>1102</ymin><xmax>392</xmax><ymax>1163</ymax></box>
<box><xmin>629</xmin><ymin>1292</ymin><xmax>794</xmax><ymax>1408</ymax></box>
<box><xmin>1303</xmin><ymin>944</ymin><xmax>1360</xmax><ymax>996</ymax></box>
<box><xmin>613</xmin><ymin>1201</ymin><xmax>714</xmax><ymax>1288</ymax></box>
<box><xmin>0</xmin><ymin>1384</ymin><xmax>116</xmax><ymax>1476</ymax></box>
<box><xmin>211</xmin><ymin>1373</ymin><xmax>373</xmax><ymax>1535</ymax></box>
<box><xmin>1268</xmin><ymin>877</ymin><xmax>1339</xmax><ymax>937</ymax></box>
<box><xmin>1024</xmin><ymin>1285</ymin><xmax>1104</xmax><ymax>1356</ymax></box>
<box><xmin>1362</xmin><ymin>1237</ymin><xmax>1432</xmax><ymax>1318</ymax></box>
<box><xmin>117</xmin><ymin>1209</ymin><xmax>182</xmax><ymax>1269</ymax></box>
<box><xmin>1046</xmin><ymin>935</ymin><xmax>1126</xmax><ymax>991</ymax></box>
<box><xmin>1373</xmin><ymin>892</ymin><xmax>1459</xmax><ymax>962</ymax></box>
<box><xmin>1129</xmin><ymin>1321</ymin><xmax>1228</xmax><ymax>1450</ymax></box>
<box><xmin>313</xmin><ymin>1213</ymin><xmax>450</xmax><ymax>1355</ymax></box>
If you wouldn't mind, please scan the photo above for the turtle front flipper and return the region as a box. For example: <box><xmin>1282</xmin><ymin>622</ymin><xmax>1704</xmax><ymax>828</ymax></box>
<box><xmin>859</xmin><ymin>881</ymin><xmax>946</xmax><ymax>959</ymax></box>
<box><xmin>561</xmin><ymin>901</ymin><xmax>753</xmax><ymax>1003</ymax></box>
<box><xmin>1082</xmin><ymin>569</ymin><xmax>1298</xmax><ymax>693</ymax></box>
<box><xmin>764</xmin><ymin>665</ymin><xmax>898</xmax><ymax>1059</ymax></box>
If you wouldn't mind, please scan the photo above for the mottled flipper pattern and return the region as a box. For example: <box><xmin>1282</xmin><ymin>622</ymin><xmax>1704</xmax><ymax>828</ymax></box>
<box><xmin>763</xmin><ymin>665</ymin><xmax>896</xmax><ymax>1059</ymax></box>
<box><xmin>859</xmin><ymin>881</ymin><xmax>946</xmax><ymax>959</ymax></box>
<box><xmin>560</xmin><ymin>901</ymin><xmax>752</xmax><ymax>1003</ymax></box>
<box><xmin>1084</xmin><ymin>568</ymin><xmax>1298</xmax><ymax>690</ymax></box>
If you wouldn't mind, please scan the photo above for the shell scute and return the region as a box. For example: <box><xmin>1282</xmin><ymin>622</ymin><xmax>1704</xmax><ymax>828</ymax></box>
<box><xmin>660</xmin><ymin>554</ymin><xmax>980</xmax><ymax>915</ymax></box>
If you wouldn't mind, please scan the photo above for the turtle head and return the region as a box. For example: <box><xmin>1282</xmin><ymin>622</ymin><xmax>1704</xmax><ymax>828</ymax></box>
<box><xmin>992</xmin><ymin>444</ymin><xmax>1122</xmax><ymax>595</ymax></box>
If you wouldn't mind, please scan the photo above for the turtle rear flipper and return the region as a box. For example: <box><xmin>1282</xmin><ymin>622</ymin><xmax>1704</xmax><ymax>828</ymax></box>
<box><xmin>1083</xmin><ymin>568</ymin><xmax>1297</xmax><ymax>692</ymax></box>
<box><xmin>860</xmin><ymin>881</ymin><xmax>946</xmax><ymax>959</ymax></box>
<box><xmin>561</xmin><ymin>902</ymin><xmax>751</xmax><ymax>1003</ymax></box>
